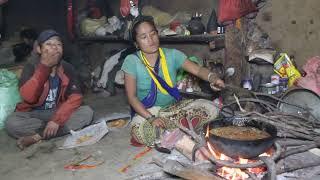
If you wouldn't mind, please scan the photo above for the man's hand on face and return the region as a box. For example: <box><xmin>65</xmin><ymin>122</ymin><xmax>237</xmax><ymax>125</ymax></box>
<box><xmin>43</xmin><ymin>121</ymin><xmax>59</xmax><ymax>139</ymax></box>
<box><xmin>40</xmin><ymin>48</ymin><xmax>61</xmax><ymax>67</ymax></box>
<box><xmin>39</xmin><ymin>37</ymin><xmax>63</xmax><ymax>68</ymax></box>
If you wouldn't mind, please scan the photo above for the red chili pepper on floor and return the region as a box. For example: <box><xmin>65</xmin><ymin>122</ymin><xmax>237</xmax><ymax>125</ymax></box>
<box><xmin>64</xmin><ymin>164</ymin><xmax>97</xmax><ymax>170</ymax></box>
<box><xmin>133</xmin><ymin>147</ymin><xmax>152</xmax><ymax>160</ymax></box>
<box><xmin>119</xmin><ymin>147</ymin><xmax>152</xmax><ymax>173</ymax></box>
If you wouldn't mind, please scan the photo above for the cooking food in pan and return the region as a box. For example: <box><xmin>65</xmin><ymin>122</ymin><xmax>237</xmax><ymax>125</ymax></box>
<box><xmin>210</xmin><ymin>126</ymin><xmax>271</xmax><ymax>141</ymax></box>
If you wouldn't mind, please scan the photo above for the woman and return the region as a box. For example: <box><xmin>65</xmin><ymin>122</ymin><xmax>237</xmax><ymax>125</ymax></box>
<box><xmin>121</xmin><ymin>16</ymin><xmax>225</xmax><ymax>146</ymax></box>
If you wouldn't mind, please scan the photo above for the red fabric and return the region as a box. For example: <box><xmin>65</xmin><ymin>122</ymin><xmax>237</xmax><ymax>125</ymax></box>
<box><xmin>170</xmin><ymin>21</ymin><xmax>181</xmax><ymax>31</ymax></box>
<box><xmin>89</xmin><ymin>7</ymin><xmax>102</xmax><ymax>19</ymax></box>
<box><xmin>218</xmin><ymin>0</ymin><xmax>257</xmax><ymax>24</ymax></box>
<box><xmin>19</xmin><ymin>63</ymin><xmax>51</xmax><ymax>104</ymax></box>
<box><xmin>0</xmin><ymin>0</ymin><xmax>8</xmax><ymax>5</ymax></box>
<box><xmin>179</xmin><ymin>117</ymin><xmax>200</xmax><ymax>129</ymax></box>
<box><xmin>130</xmin><ymin>137</ymin><xmax>144</xmax><ymax>147</ymax></box>
<box><xmin>87</xmin><ymin>0</ymin><xmax>102</xmax><ymax>19</ymax></box>
<box><xmin>120</xmin><ymin>0</ymin><xmax>138</xmax><ymax>17</ymax></box>
<box><xmin>67</xmin><ymin>0</ymin><xmax>75</xmax><ymax>40</ymax></box>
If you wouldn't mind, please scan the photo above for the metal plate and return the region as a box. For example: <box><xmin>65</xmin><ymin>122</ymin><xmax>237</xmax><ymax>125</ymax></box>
<box><xmin>278</xmin><ymin>88</ymin><xmax>320</xmax><ymax>121</ymax></box>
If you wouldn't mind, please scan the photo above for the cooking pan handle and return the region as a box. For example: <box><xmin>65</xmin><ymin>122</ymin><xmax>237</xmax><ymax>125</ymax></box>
<box><xmin>219</xmin><ymin>105</ymin><xmax>250</xmax><ymax>125</ymax></box>
<box><xmin>220</xmin><ymin>105</ymin><xmax>237</xmax><ymax>123</ymax></box>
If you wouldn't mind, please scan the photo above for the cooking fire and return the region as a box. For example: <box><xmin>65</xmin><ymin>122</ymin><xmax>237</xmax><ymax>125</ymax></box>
<box><xmin>205</xmin><ymin>123</ymin><xmax>275</xmax><ymax>179</ymax></box>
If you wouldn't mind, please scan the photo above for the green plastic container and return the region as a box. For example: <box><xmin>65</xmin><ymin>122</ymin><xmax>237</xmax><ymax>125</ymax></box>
<box><xmin>177</xmin><ymin>56</ymin><xmax>203</xmax><ymax>81</ymax></box>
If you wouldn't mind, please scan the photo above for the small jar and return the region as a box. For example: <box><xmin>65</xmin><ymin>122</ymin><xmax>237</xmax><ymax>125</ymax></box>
<box><xmin>279</xmin><ymin>77</ymin><xmax>288</xmax><ymax>92</ymax></box>
<box><xmin>242</xmin><ymin>79</ymin><xmax>253</xmax><ymax>90</ymax></box>
<box><xmin>271</xmin><ymin>74</ymin><xmax>280</xmax><ymax>94</ymax></box>
<box><xmin>186</xmin><ymin>78</ymin><xmax>194</xmax><ymax>92</ymax></box>
<box><xmin>260</xmin><ymin>83</ymin><xmax>276</xmax><ymax>94</ymax></box>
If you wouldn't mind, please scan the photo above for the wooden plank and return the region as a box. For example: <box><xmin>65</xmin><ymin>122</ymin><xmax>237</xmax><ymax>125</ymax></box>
<box><xmin>162</xmin><ymin>159</ymin><xmax>223</xmax><ymax>180</ymax></box>
<box><xmin>77</xmin><ymin>34</ymin><xmax>225</xmax><ymax>44</ymax></box>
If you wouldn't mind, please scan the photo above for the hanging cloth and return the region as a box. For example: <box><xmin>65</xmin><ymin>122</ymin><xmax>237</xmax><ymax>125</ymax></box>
<box><xmin>67</xmin><ymin>0</ymin><xmax>75</xmax><ymax>40</ymax></box>
<box><xmin>120</xmin><ymin>0</ymin><xmax>139</xmax><ymax>17</ymax></box>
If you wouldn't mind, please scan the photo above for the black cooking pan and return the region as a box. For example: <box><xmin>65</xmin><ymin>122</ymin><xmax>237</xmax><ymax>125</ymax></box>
<box><xmin>205</xmin><ymin>119</ymin><xmax>277</xmax><ymax>159</ymax></box>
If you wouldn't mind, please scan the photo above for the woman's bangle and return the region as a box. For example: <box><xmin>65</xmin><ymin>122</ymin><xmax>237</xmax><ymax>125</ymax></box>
<box><xmin>146</xmin><ymin>115</ymin><xmax>156</xmax><ymax>121</ymax></box>
<box><xmin>207</xmin><ymin>72</ymin><xmax>217</xmax><ymax>83</ymax></box>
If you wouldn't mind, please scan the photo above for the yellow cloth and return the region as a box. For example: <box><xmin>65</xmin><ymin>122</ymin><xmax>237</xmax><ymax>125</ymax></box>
<box><xmin>140</xmin><ymin>48</ymin><xmax>173</xmax><ymax>94</ymax></box>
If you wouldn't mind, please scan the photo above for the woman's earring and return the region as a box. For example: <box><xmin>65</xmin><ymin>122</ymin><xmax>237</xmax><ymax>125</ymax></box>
<box><xmin>135</xmin><ymin>44</ymin><xmax>139</xmax><ymax>50</ymax></box>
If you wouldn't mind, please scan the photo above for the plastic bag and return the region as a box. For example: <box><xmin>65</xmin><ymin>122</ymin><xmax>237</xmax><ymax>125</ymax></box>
<box><xmin>0</xmin><ymin>69</ymin><xmax>21</xmax><ymax>129</ymax></box>
<box><xmin>80</xmin><ymin>16</ymin><xmax>106</xmax><ymax>36</ymax></box>
<box><xmin>296</xmin><ymin>56</ymin><xmax>320</xmax><ymax>95</ymax></box>
<box><xmin>274</xmin><ymin>53</ymin><xmax>301</xmax><ymax>87</ymax></box>
<box><xmin>60</xmin><ymin>121</ymin><xmax>109</xmax><ymax>149</ymax></box>
<box><xmin>218</xmin><ymin>0</ymin><xmax>257</xmax><ymax>24</ymax></box>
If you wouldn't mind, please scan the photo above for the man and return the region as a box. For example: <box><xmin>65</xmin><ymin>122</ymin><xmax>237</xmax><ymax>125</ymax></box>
<box><xmin>5</xmin><ymin>29</ymin><xmax>93</xmax><ymax>150</ymax></box>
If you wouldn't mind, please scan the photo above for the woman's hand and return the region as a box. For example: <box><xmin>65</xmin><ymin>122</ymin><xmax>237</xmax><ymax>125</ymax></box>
<box><xmin>152</xmin><ymin>118</ymin><xmax>166</xmax><ymax>128</ymax></box>
<box><xmin>210</xmin><ymin>78</ymin><xmax>225</xmax><ymax>91</ymax></box>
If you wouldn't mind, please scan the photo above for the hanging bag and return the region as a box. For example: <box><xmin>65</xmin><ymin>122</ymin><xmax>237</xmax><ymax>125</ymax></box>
<box><xmin>218</xmin><ymin>0</ymin><xmax>258</xmax><ymax>25</ymax></box>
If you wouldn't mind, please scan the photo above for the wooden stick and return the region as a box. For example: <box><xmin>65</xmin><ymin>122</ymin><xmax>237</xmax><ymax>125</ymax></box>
<box><xmin>281</xmin><ymin>144</ymin><xmax>318</xmax><ymax>158</ymax></box>
<box><xmin>179</xmin><ymin>124</ymin><xmax>204</xmax><ymax>146</ymax></box>
<box><xmin>277</xmin><ymin>139</ymin><xmax>314</xmax><ymax>147</ymax></box>
<box><xmin>277</xmin><ymin>158</ymin><xmax>320</xmax><ymax>174</ymax></box>
<box><xmin>126</xmin><ymin>171</ymin><xmax>172</xmax><ymax>180</ymax></box>
<box><xmin>253</xmin><ymin>92</ymin><xmax>312</xmax><ymax>112</ymax></box>
<box><xmin>175</xmin><ymin>135</ymin><xmax>211</xmax><ymax>161</ymax></box>
<box><xmin>225</xmin><ymin>98</ymin><xmax>277</xmax><ymax>112</ymax></box>
<box><xmin>233</xmin><ymin>94</ymin><xmax>246</xmax><ymax>112</ymax></box>
<box><xmin>152</xmin><ymin>156</ymin><xmax>215</xmax><ymax>172</ymax></box>
<box><xmin>260</xmin><ymin>156</ymin><xmax>276</xmax><ymax>180</ymax></box>
<box><xmin>162</xmin><ymin>159</ymin><xmax>223</xmax><ymax>180</ymax></box>
<box><xmin>244</xmin><ymin>170</ymin><xmax>259</xmax><ymax>180</ymax></box>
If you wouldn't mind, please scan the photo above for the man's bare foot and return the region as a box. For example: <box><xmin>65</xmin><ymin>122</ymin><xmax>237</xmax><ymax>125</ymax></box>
<box><xmin>17</xmin><ymin>134</ymin><xmax>42</xmax><ymax>150</ymax></box>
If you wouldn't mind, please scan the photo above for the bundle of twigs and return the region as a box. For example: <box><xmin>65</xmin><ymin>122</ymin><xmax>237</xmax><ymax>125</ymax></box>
<box><xmin>241</xmin><ymin>111</ymin><xmax>320</xmax><ymax>140</ymax></box>
<box><xmin>222</xmin><ymin>89</ymin><xmax>320</xmax><ymax>140</ymax></box>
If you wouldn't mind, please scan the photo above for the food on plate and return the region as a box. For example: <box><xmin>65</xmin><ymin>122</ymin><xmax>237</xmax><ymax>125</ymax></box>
<box><xmin>107</xmin><ymin>119</ymin><xmax>127</xmax><ymax>128</ymax></box>
<box><xmin>76</xmin><ymin>135</ymin><xmax>93</xmax><ymax>144</ymax></box>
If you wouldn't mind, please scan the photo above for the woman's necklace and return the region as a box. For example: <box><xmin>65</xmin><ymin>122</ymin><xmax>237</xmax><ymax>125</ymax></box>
<box><xmin>141</xmin><ymin>52</ymin><xmax>158</xmax><ymax>69</ymax></box>
<box><xmin>139</xmin><ymin>48</ymin><xmax>174</xmax><ymax>94</ymax></box>
<box><xmin>144</xmin><ymin>61</ymin><xmax>155</xmax><ymax>69</ymax></box>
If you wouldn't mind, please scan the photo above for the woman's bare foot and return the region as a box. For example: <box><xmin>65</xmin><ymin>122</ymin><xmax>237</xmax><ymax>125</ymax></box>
<box><xmin>17</xmin><ymin>134</ymin><xmax>42</xmax><ymax>150</ymax></box>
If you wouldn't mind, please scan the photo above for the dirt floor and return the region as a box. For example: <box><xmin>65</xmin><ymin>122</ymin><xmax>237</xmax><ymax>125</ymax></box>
<box><xmin>0</xmin><ymin>90</ymin><xmax>163</xmax><ymax>180</ymax></box>
<box><xmin>1</xmin><ymin>1</ymin><xmax>320</xmax><ymax>179</ymax></box>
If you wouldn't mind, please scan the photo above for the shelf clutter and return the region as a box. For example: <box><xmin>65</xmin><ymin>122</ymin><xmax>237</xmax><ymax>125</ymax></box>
<box><xmin>77</xmin><ymin>34</ymin><xmax>225</xmax><ymax>44</ymax></box>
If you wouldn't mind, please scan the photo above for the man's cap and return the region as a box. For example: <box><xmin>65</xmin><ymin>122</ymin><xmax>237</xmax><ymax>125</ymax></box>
<box><xmin>37</xmin><ymin>29</ymin><xmax>61</xmax><ymax>45</ymax></box>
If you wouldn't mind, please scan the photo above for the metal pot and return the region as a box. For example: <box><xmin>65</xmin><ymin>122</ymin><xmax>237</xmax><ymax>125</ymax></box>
<box><xmin>205</xmin><ymin>119</ymin><xmax>277</xmax><ymax>159</ymax></box>
<box><xmin>187</xmin><ymin>16</ymin><xmax>205</xmax><ymax>35</ymax></box>
<box><xmin>278</xmin><ymin>88</ymin><xmax>320</xmax><ymax>121</ymax></box>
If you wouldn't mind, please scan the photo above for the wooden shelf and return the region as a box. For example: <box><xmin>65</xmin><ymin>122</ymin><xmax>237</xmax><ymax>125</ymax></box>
<box><xmin>78</xmin><ymin>35</ymin><xmax>125</xmax><ymax>42</ymax></box>
<box><xmin>161</xmin><ymin>34</ymin><xmax>224</xmax><ymax>43</ymax></box>
<box><xmin>77</xmin><ymin>34</ymin><xmax>225</xmax><ymax>44</ymax></box>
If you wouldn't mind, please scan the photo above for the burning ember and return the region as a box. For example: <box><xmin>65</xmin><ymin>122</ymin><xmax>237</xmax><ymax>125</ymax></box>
<box><xmin>205</xmin><ymin>125</ymin><xmax>272</xmax><ymax>180</ymax></box>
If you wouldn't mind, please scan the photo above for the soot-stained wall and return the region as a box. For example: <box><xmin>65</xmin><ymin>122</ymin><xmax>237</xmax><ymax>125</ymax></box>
<box><xmin>2</xmin><ymin>0</ymin><xmax>74</xmax><ymax>55</ymax></box>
